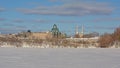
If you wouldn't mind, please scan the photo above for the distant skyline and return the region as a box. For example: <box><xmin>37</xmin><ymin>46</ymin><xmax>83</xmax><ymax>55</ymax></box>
<box><xmin>0</xmin><ymin>0</ymin><xmax>120</xmax><ymax>35</ymax></box>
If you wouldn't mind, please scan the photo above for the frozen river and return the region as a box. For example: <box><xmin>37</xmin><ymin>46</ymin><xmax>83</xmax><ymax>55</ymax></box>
<box><xmin>0</xmin><ymin>48</ymin><xmax>120</xmax><ymax>68</ymax></box>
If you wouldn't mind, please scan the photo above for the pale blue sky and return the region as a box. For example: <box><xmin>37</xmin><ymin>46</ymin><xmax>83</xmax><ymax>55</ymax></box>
<box><xmin>0</xmin><ymin>0</ymin><xmax>120</xmax><ymax>35</ymax></box>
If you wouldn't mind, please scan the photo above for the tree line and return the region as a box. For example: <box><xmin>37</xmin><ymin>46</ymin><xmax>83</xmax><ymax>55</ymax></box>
<box><xmin>98</xmin><ymin>27</ymin><xmax>120</xmax><ymax>48</ymax></box>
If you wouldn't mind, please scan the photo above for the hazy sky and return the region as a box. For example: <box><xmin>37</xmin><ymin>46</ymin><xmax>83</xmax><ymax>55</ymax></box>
<box><xmin>0</xmin><ymin>0</ymin><xmax>120</xmax><ymax>35</ymax></box>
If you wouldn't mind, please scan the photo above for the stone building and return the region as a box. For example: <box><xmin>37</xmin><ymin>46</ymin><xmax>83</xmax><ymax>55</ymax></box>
<box><xmin>29</xmin><ymin>32</ymin><xmax>52</xmax><ymax>39</ymax></box>
<box><xmin>16</xmin><ymin>31</ymin><xmax>52</xmax><ymax>40</ymax></box>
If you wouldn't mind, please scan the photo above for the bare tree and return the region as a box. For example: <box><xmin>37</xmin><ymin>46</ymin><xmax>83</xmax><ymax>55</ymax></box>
<box><xmin>98</xmin><ymin>33</ymin><xmax>114</xmax><ymax>48</ymax></box>
<box><xmin>113</xmin><ymin>27</ymin><xmax>120</xmax><ymax>41</ymax></box>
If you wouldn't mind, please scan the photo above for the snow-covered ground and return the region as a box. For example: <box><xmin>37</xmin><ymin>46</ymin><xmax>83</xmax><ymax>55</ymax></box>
<box><xmin>0</xmin><ymin>48</ymin><xmax>120</xmax><ymax>68</ymax></box>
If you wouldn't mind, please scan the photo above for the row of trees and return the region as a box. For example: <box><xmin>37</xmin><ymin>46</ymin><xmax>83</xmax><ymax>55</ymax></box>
<box><xmin>98</xmin><ymin>27</ymin><xmax>120</xmax><ymax>48</ymax></box>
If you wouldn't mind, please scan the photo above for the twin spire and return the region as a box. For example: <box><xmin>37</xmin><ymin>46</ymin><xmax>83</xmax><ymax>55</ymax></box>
<box><xmin>76</xmin><ymin>25</ymin><xmax>84</xmax><ymax>35</ymax></box>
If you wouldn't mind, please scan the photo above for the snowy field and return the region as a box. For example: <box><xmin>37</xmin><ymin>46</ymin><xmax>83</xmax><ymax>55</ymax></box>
<box><xmin>0</xmin><ymin>48</ymin><xmax>120</xmax><ymax>68</ymax></box>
